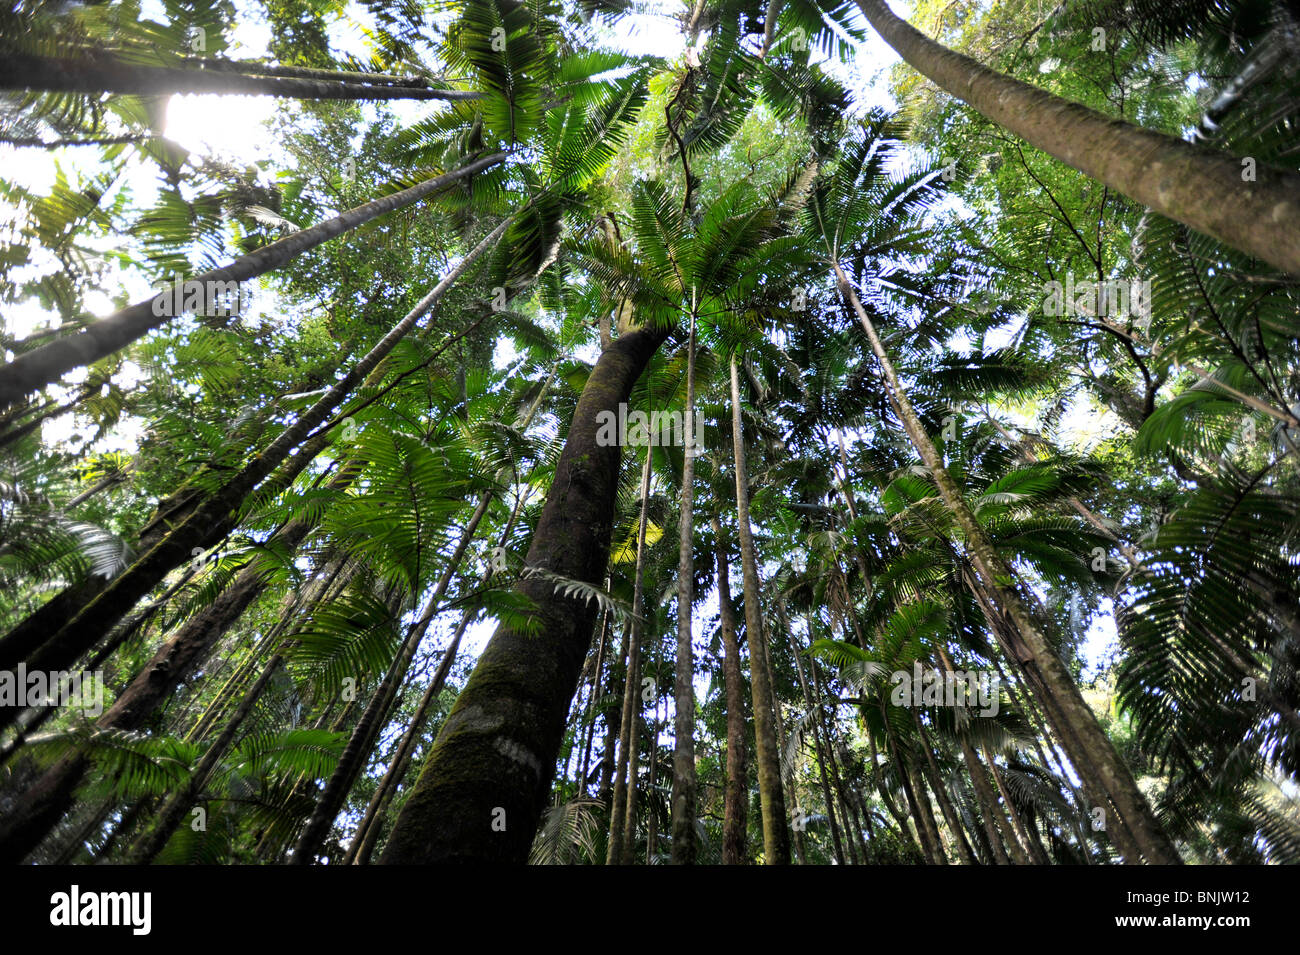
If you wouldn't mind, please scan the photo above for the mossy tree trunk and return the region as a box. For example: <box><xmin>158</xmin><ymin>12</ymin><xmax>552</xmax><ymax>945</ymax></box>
<box><xmin>378</xmin><ymin>323</ymin><xmax>668</xmax><ymax>864</ymax></box>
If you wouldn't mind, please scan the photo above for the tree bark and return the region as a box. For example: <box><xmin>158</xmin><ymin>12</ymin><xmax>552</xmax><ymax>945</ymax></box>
<box><xmin>377</xmin><ymin>323</ymin><xmax>668</xmax><ymax>864</ymax></box>
<box><xmin>0</xmin><ymin>153</ymin><xmax>506</xmax><ymax>406</ymax></box>
<box><xmin>729</xmin><ymin>356</ymin><xmax>790</xmax><ymax>864</ymax></box>
<box><xmin>670</xmin><ymin>307</ymin><xmax>699</xmax><ymax>864</ymax></box>
<box><xmin>835</xmin><ymin>265</ymin><xmax>1179</xmax><ymax>864</ymax></box>
<box><xmin>713</xmin><ymin>515</ymin><xmax>749</xmax><ymax>865</ymax></box>
<box><xmin>0</xmin><ymin>52</ymin><xmax>480</xmax><ymax>101</ymax></box>
<box><xmin>854</xmin><ymin>0</ymin><xmax>1300</xmax><ymax>274</ymax></box>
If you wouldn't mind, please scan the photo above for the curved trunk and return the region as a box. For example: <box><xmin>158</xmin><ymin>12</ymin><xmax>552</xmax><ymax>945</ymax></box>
<box><xmin>377</xmin><ymin>323</ymin><xmax>669</xmax><ymax>864</ymax></box>
<box><xmin>0</xmin><ymin>153</ymin><xmax>506</xmax><ymax>406</ymax></box>
<box><xmin>729</xmin><ymin>356</ymin><xmax>790</xmax><ymax>864</ymax></box>
<box><xmin>854</xmin><ymin>0</ymin><xmax>1300</xmax><ymax>274</ymax></box>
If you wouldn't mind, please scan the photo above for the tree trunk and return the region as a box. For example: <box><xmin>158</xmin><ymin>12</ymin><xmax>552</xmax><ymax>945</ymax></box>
<box><xmin>913</xmin><ymin>711</ymin><xmax>978</xmax><ymax>865</ymax></box>
<box><xmin>0</xmin><ymin>51</ymin><xmax>480</xmax><ymax>101</ymax></box>
<box><xmin>835</xmin><ymin>265</ymin><xmax>1179</xmax><ymax>864</ymax></box>
<box><xmin>854</xmin><ymin>0</ymin><xmax>1300</xmax><ymax>274</ymax></box>
<box><xmin>713</xmin><ymin>515</ymin><xmax>749</xmax><ymax>865</ymax></box>
<box><xmin>289</xmin><ymin>491</ymin><xmax>493</xmax><ymax>864</ymax></box>
<box><xmin>128</xmin><ymin>652</ymin><xmax>287</xmax><ymax>863</ymax></box>
<box><xmin>576</xmin><ymin>610</ymin><xmax>610</xmax><ymax>798</ymax></box>
<box><xmin>669</xmin><ymin>307</ymin><xmax>698</xmax><ymax>865</ymax></box>
<box><xmin>346</xmin><ymin>606</ymin><xmax>468</xmax><ymax>864</ymax></box>
<box><xmin>0</xmin><ymin>219</ymin><xmax>509</xmax><ymax>721</ymax></box>
<box><xmin>958</xmin><ymin>736</ymin><xmax>1013</xmax><ymax>865</ymax></box>
<box><xmin>0</xmin><ymin>505</ymin><xmax>322</xmax><ymax>863</ymax></box>
<box><xmin>729</xmin><ymin>356</ymin><xmax>790</xmax><ymax>865</ymax></box>
<box><xmin>377</xmin><ymin>322</ymin><xmax>668</xmax><ymax>864</ymax></box>
<box><xmin>788</xmin><ymin>612</ymin><xmax>845</xmax><ymax>865</ymax></box>
<box><xmin>987</xmin><ymin>748</ymin><xmax>1049</xmax><ymax>865</ymax></box>
<box><xmin>618</xmin><ymin>440</ymin><xmax>656</xmax><ymax>865</ymax></box>
<box><xmin>0</xmin><ymin>153</ymin><xmax>506</xmax><ymax>406</ymax></box>
<box><xmin>607</xmin><ymin>443</ymin><xmax>654</xmax><ymax>865</ymax></box>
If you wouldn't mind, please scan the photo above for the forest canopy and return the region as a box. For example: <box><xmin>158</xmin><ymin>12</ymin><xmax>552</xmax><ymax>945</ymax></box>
<box><xmin>0</xmin><ymin>0</ymin><xmax>1298</xmax><ymax>867</ymax></box>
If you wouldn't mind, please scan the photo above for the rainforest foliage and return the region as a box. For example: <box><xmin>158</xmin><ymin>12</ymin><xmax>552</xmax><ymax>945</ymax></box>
<box><xmin>1</xmin><ymin>0</ymin><xmax>1298</xmax><ymax>865</ymax></box>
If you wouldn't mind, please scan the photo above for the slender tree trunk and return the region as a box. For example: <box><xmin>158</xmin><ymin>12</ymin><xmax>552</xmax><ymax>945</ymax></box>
<box><xmin>346</xmin><ymin>606</ymin><xmax>469</xmax><ymax>865</ymax></box>
<box><xmin>0</xmin><ymin>154</ymin><xmax>506</xmax><ymax>406</ymax></box>
<box><xmin>764</xmin><ymin>641</ymin><xmax>806</xmax><ymax>865</ymax></box>
<box><xmin>896</xmin><ymin>730</ymin><xmax>946</xmax><ymax>864</ymax></box>
<box><xmin>172</xmin><ymin>55</ymin><xmax>435</xmax><ymax>88</ymax></box>
<box><xmin>0</xmin><ymin>220</ymin><xmax>509</xmax><ymax>729</ymax></box>
<box><xmin>788</xmin><ymin>613</ymin><xmax>845</xmax><ymax>865</ymax></box>
<box><xmin>913</xmin><ymin>711</ymin><xmax>978</xmax><ymax>864</ymax></box>
<box><xmin>377</xmin><ymin>322</ymin><xmax>669</xmax><ymax>864</ymax></box>
<box><xmin>986</xmin><ymin>748</ymin><xmax>1050</xmax><ymax>865</ymax></box>
<box><xmin>0</xmin><ymin>504</ymin><xmax>323</xmax><ymax>863</ymax></box>
<box><xmin>853</xmin><ymin>0</ymin><xmax>1300</xmax><ymax>274</ymax></box>
<box><xmin>0</xmin><ymin>52</ymin><xmax>479</xmax><ymax>101</ymax></box>
<box><xmin>618</xmin><ymin>443</ymin><xmax>656</xmax><ymax>866</ymax></box>
<box><xmin>669</xmin><ymin>307</ymin><xmax>699</xmax><ymax>864</ymax></box>
<box><xmin>958</xmin><ymin>736</ymin><xmax>1013</xmax><ymax>864</ymax></box>
<box><xmin>289</xmin><ymin>490</ymin><xmax>494</xmax><ymax>864</ymax></box>
<box><xmin>607</xmin><ymin>444</ymin><xmax>654</xmax><ymax>865</ymax></box>
<box><xmin>129</xmin><ymin>652</ymin><xmax>287</xmax><ymax>863</ymax></box>
<box><xmin>713</xmin><ymin>516</ymin><xmax>749</xmax><ymax>865</ymax></box>
<box><xmin>729</xmin><ymin>356</ymin><xmax>790</xmax><ymax>865</ymax></box>
<box><xmin>577</xmin><ymin>610</ymin><xmax>610</xmax><ymax>797</ymax></box>
<box><xmin>645</xmin><ymin>692</ymin><xmax>660</xmax><ymax>864</ymax></box>
<box><xmin>964</xmin><ymin>569</ymin><xmax>1146</xmax><ymax>862</ymax></box>
<box><xmin>598</xmin><ymin>629</ymin><xmax>626</xmax><ymax>807</ymax></box>
<box><xmin>835</xmin><ymin>266</ymin><xmax>1179</xmax><ymax>864</ymax></box>
<box><xmin>866</xmin><ymin>712</ymin><xmax>917</xmax><ymax>851</ymax></box>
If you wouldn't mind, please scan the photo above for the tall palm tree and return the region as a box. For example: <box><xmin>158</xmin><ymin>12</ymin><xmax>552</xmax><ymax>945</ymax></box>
<box><xmin>807</xmin><ymin>117</ymin><xmax>1180</xmax><ymax>863</ymax></box>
